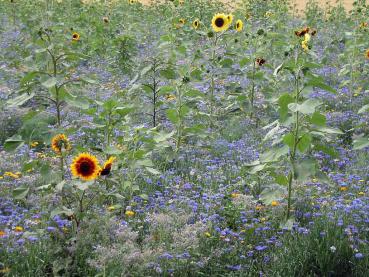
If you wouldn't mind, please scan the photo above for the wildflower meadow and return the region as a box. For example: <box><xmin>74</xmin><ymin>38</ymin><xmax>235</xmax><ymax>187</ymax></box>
<box><xmin>1</xmin><ymin>0</ymin><xmax>369</xmax><ymax>276</ymax></box>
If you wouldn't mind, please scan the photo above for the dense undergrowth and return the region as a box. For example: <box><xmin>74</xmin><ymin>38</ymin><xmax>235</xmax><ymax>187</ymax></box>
<box><xmin>1</xmin><ymin>0</ymin><xmax>369</xmax><ymax>276</ymax></box>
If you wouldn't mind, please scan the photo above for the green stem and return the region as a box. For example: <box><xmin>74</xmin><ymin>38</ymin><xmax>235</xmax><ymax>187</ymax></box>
<box><xmin>286</xmin><ymin>71</ymin><xmax>300</xmax><ymax>220</ymax></box>
<box><xmin>209</xmin><ymin>34</ymin><xmax>219</xmax><ymax>128</ymax></box>
<box><xmin>250</xmin><ymin>58</ymin><xmax>256</xmax><ymax>119</ymax></box>
<box><xmin>60</xmin><ymin>155</ymin><xmax>64</xmax><ymax>180</ymax></box>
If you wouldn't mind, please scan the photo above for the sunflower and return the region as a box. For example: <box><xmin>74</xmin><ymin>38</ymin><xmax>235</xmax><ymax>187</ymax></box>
<box><xmin>72</xmin><ymin>32</ymin><xmax>80</xmax><ymax>41</ymax></box>
<box><xmin>70</xmin><ymin>153</ymin><xmax>101</xmax><ymax>181</ymax></box>
<box><xmin>102</xmin><ymin>16</ymin><xmax>109</xmax><ymax>23</ymax></box>
<box><xmin>129</xmin><ymin>0</ymin><xmax>135</xmax><ymax>4</ymax></box>
<box><xmin>211</xmin><ymin>13</ymin><xmax>229</xmax><ymax>32</ymax></box>
<box><xmin>359</xmin><ymin>22</ymin><xmax>368</xmax><ymax>29</ymax></box>
<box><xmin>165</xmin><ymin>94</ymin><xmax>176</xmax><ymax>101</ymax></box>
<box><xmin>100</xmin><ymin>156</ymin><xmax>116</xmax><ymax>176</ymax></box>
<box><xmin>192</xmin><ymin>19</ymin><xmax>200</xmax><ymax>30</ymax></box>
<box><xmin>295</xmin><ymin>27</ymin><xmax>309</xmax><ymax>37</ymax></box>
<box><xmin>366</xmin><ymin>49</ymin><xmax>369</xmax><ymax>59</ymax></box>
<box><xmin>179</xmin><ymin>18</ymin><xmax>186</xmax><ymax>25</ymax></box>
<box><xmin>227</xmin><ymin>14</ymin><xmax>234</xmax><ymax>25</ymax></box>
<box><xmin>256</xmin><ymin>58</ymin><xmax>266</xmax><ymax>66</ymax></box>
<box><xmin>51</xmin><ymin>134</ymin><xmax>71</xmax><ymax>154</ymax></box>
<box><xmin>235</xmin><ymin>19</ymin><xmax>243</xmax><ymax>32</ymax></box>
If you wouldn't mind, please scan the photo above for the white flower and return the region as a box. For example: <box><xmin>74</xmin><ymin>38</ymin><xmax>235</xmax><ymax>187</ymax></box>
<box><xmin>330</xmin><ymin>246</ymin><xmax>336</xmax><ymax>253</ymax></box>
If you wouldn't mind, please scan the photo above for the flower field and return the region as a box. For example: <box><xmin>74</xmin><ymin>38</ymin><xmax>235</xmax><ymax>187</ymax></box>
<box><xmin>1</xmin><ymin>0</ymin><xmax>369</xmax><ymax>276</ymax></box>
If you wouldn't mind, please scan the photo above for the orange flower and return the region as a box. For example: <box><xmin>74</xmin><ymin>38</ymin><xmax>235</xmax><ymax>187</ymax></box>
<box><xmin>70</xmin><ymin>153</ymin><xmax>101</xmax><ymax>181</ymax></box>
<box><xmin>100</xmin><ymin>156</ymin><xmax>116</xmax><ymax>176</ymax></box>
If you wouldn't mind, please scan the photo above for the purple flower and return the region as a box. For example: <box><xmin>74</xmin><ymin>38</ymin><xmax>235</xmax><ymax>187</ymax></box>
<box><xmin>255</xmin><ymin>245</ymin><xmax>267</xmax><ymax>251</ymax></box>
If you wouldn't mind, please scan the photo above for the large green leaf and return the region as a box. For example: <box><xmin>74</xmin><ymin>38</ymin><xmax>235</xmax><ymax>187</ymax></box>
<box><xmin>260</xmin><ymin>184</ymin><xmax>286</xmax><ymax>205</ymax></box>
<box><xmin>288</xmin><ymin>98</ymin><xmax>322</xmax><ymax>114</ymax></box>
<box><xmin>278</xmin><ymin>93</ymin><xmax>294</xmax><ymax>121</ymax></box>
<box><xmin>41</xmin><ymin>77</ymin><xmax>57</xmax><ymax>88</ymax></box>
<box><xmin>13</xmin><ymin>186</ymin><xmax>30</xmax><ymax>200</ymax></box>
<box><xmin>166</xmin><ymin>109</ymin><xmax>179</xmax><ymax>124</ymax></box>
<box><xmin>7</xmin><ymin>93</ymin><xmax>35</xmax><ymax>107</ymax></box>
<box><xmin>353</xmin><ymin>137</ymin><xmax>369</xmax><ymax>150</ymax></box>
<box><xmin>4</xmin><ymin>135</ymin><xmax>25</xmax><ymax>151</ymax></box>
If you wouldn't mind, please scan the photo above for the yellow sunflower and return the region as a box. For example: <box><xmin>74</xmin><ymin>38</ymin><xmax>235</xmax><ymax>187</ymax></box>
<box><xmin>211</xmin><ymin>13</ymin><xmax>229</xmax><ymax>32</ymax></box>
<box><xmin>70</xmin><ymin>153</ymin><xmax>101</xmax><ymax>181</ymax></box>
<box><xmin>192</xmin><ymin>19</ymin><xmax>200</xmax><ymax>30</ymax></box>
<box><xmin>51</xmin><ymin>134</ymin><xmax>71</xmax><ymax>154</ymax></box>
<box><xmin>179</xmin><ymin>18</ymin><xmax>186</xmax><ymax>25</ymax></box>
<box><xmin>100</xmin><ymin>156</ymin><xmax>116</xmax><ymax>176</ymax></box>
<box><xmin>227</xmin><ymin>14</ymin><xmax>234</xmax><ymax>25</ymax></box>
<box><xmin>235</xmin><ymin>19</ymin><xmax>243</xmax><ymax>32</ymax></box>
<box><xmin>366</xmin><ymin>49</ymin><xmax>369</xmax><ymax>59</ymax></box>
<box><xmin>72</xmin><ymin>32</ymin><xmax>80</xmax><ymax>41</ymax></box>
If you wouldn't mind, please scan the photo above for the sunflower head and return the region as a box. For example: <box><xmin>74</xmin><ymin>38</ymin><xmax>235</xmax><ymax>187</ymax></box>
<box><xmin>193</xmin><ymin>19</ymin><xmax>200</xmax><ymax>30</ymax></box>
<box><xmin>129</xmin><ymin>0</ymin><xmax>135</xmax><ymax>4</ymax></box>
<box><xmin>72</xmin><ymin>32</ymin><xmax>80</xmax><ymax>41</ymax></box>
<box><xmin>295</xmin><ymin>27</ymin><xmax>309</xmax><ymax>37</ymax></box>
<box><xmin>359</xmin><ymin>22</ymin><xmax>368</xmax><ymax>29</ymax></box>
<box><xmin>100</xmin><ymin>156</ymin><xmax>116</xmax><ymax>176</ymax></box>
<box><xmin>103</xmin><ymin>16</ymin><xmax>109</xmax><ymax>23</ymax></box>
<box><xmin>179</xmin><ymin>18</ymin><xmax>186</xmax><ymax>25</ymax></box>
<box><xmin>211</xmin><ymin>13</ymin><xmax>229</xmax><ymax>33</ymax></box>
<box><xmin>71</xmin><ymin>153</ymin><xmax>101</xmax><ymax>181</ymax></box>
<box><xmin>256</xmin><ymin>58</ymin><xmax>266</xmax><ymax>66</ymax></box>
<box><xmin>366</xmin><ymin>49</ymin><xmax>369</xmax><ymax>59</ymax></box>
<box><xmin>235</xmin><ymin>19</ymin><xmax>243</xmax><ymax>32</ymax></box>
<box><xmin>51</xmin><ymin>134</ymin><xmax>71</xmax><ymax>154</ymax></box>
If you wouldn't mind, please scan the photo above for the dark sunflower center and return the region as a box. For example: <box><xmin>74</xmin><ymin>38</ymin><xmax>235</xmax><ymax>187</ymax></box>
<box><xmin>73</xmin><ymin>34</ymin><xmax>78</xmax><ymax>38</ymax></box>
<box><xmin>236</xmin><ymin>23</ymin><xmax>240</xmax><ymax>28</ymax></box>
<box><xmin>80</xmin><ymin>161</ymin><xmax>94</xmax><ymax>175</ymax></box>
<box><xmin>215</xmin><ymin>18</ymin><xmax>225</xmax><ymax>28</ymax></box>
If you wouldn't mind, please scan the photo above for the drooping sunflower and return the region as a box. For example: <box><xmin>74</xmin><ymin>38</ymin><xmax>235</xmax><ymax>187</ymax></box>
<box><xmin>295</xmin><ymin>26</ymin><xmax>309</xmax><ymax>37</ymax></box>
<box><xmin>256</xmin><ymin>58</ymin><xmax>266</xmax><ymax>66</ymax></box>
<box><xmin>72</xmin><ymin>32</ymin><xmax>80</xmax><ymax>41</ymax></box>
<box><xmin>211</xmin><ymin>13</ymin><xmax>229</xmax><ymax>32</ymax></box>
<box><xmin>366</xmin><ymin>49</ymin><xmax>369</xmax><ymax>59</ymax></box>
<box><xmin>227</xmin><ymin>14</ymin><xmax>234</xmax><ymax>25</ymax></box>
<box><xmin>235</xmin><ymin>19</ymin><xmax>243</xmax><ymax>32</ymax></box>
<box><xmin>51</xmin><ymin>134</ymin><xmax>71</xmax><ymax>154</ymax></box>
<box><xmin>70</xmin><ymin>153</ymin><xmax>101</xmax><ymax>181</ymax></box>
<box><xmin>192</xmin><ymin>19</ymin><xmax>200</xmax><ymax>30</ymax></box>
<box><xmin>100</xmin><ymin>156</ymin><xmax>116</xmax><ymax>176</ymax></box>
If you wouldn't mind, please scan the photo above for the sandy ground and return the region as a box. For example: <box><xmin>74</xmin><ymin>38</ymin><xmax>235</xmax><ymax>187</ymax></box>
<box><xmin>138</xmin><ymin>0</ymin><xmax>357</xmax><ymax>11</ymax></box>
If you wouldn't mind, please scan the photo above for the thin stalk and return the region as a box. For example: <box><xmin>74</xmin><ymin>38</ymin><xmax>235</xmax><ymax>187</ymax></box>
<box><xmin>286</xmin><ymin>71</ymin><xmax>300</xmax><ymax>220</ymax></box>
